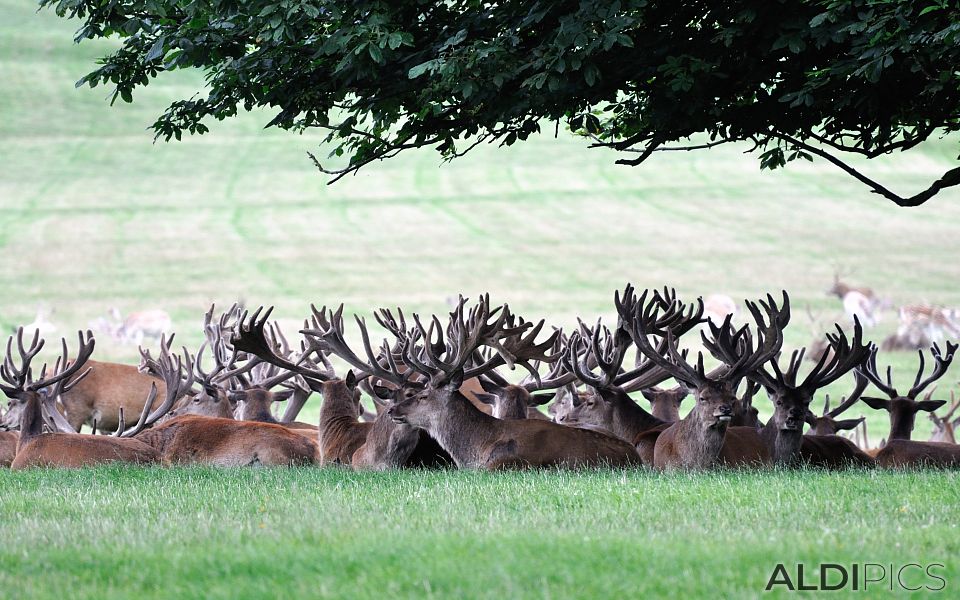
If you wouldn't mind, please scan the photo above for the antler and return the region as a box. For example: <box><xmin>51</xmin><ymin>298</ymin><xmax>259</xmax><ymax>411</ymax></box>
<box><xmin>824</xmin><ymin>371</ymin><xmax>869</xmax><ymax>418</ymax></box>
<box><xmin>907</xmin><ymin>342</ymin><xmax>958</xmax><ymax>399</ymax></box>
<box><xmin>402</xmin><ymin>296</ymin><xmax>557</xmax><ymax>386</ymax></box>
<box><xmin>301</xmin><ymin>304</ymin><xmax>407</xmax><ymax>387</ymax></box>
<box><xmin>857</xmin><ymin>344</ymin><xmax>898</xmax><ymax>397</ymax></box>
<box><xmin>518</xmin><ymin>329</ymin><xmax>577</xmax><ymax>392</ymax></box>
<box><xmin>118</xmin><ymin>345</ymin><xmax>195</xmax><ymax>438</ymax></box>
<box><xmin>232</xmin><ymin>306</ymin><xmax>334</xmax><ymax>384</ymax></box>
<box><xmin>616</xmin><ymin>287</ymin><xmax>707</xmax><ymax>389</ymax></box>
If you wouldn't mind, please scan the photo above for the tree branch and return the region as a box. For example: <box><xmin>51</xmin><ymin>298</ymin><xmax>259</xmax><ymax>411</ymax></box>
<box><xmin>772</xmin><ymin>131</ymin><xmax>960</xmax><ymax>207</ymax></box>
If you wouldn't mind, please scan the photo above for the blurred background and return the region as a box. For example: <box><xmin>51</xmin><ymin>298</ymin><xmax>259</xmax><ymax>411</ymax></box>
<box><xmin>2</xmin><ymin>0</ymin><xmax>959</xmax><ymax>436</ymax></box>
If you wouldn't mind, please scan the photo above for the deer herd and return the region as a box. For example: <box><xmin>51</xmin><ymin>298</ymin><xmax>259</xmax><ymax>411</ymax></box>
<box><xmin>2</xmin><ymin>286</ymin><xmax>960</xmax><ymax>472</ymax></box>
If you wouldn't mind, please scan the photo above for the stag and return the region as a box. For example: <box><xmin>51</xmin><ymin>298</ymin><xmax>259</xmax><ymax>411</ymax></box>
<box><xmin>385</xmin><ymin>295</ymin><xmax>642</xmax><ymax>469</ymax></box>
<box><xmin>2</xmin><ymin>329</ymin><xmax>164</xmax><ymax>468</ymax></box>
<box><xmin>621</xmin><ymin>288</ymin><xmax>788</xmax><ymax>470</ymax></box>
<box><xmin>857</xmin><ymin>343</ymin><xmax>960</xmax><ymax>467</ymax></box>
<box><xmin>806</xmin><ymin>373</ymin><xmax>869</xmax><ymax>436</ymax></box>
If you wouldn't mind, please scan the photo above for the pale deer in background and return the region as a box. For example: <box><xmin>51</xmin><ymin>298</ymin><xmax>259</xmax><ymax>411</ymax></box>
<box><xmin>93</xmin><ymin>308</ymin><xmax>172</xmax><ymax>345</ymax></box>
<box><xmin>19</xmin><ymin>306</ymin><xmax>56</xmax><ymax>340</ymax></box>
<box><xmin>703</xmin><ymin>294</ymin><xmax>738</xmax><ymax>326</ymax></box>
<box><xmin>827</xmin><ymin>269</ymin><xmax>883</xmax><ymax>327</ymax></box>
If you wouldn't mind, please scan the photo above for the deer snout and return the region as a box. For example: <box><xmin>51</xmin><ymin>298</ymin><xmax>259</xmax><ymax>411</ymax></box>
<box><xmin>713</xmin><ymin>404</ymin><xmax>732</xmax><ymax>421</ymax></box>
<box><xmin>783</xmin><ymin>408</ymin><xmax>806</xmax><ymax>431</ymax></box>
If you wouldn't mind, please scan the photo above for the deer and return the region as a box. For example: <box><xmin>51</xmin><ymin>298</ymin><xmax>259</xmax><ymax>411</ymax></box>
<box><xmin>232</xmin><ymin>305</ymin><xmax>450</xmax><ymax>469</ymax></box>
<box><xmin>618</xmin><ymin>288</ymin><xmax>789</xmax><ymax>470</ymax></box>
<box><xmin>827</xmin><ymin>270</ymin><xmax>882</xmax><ymax>328</ymax></box>
<box><xmin>703</xmin><ymin>294</ymin><xmax>738</xmax><ymax>326</ymax></box>
<box><xmin>928</xmin><ymin>391</ymin><xmax>959</xmax><ymax>444</ymax></box>
<box><xmin>472</xmin><ymin>335</ymin><xmax>576</xmax><ymax>421</ymax></box>
<box><xmin>0</xmin><ymin>404</ymin><xmax>17</xmax><ymax>466</ymax></box>
<box><xmin>382</xmin><ymin>294</ymin><xmax>643</xmax><ymax>469</ymax></box>
<box><xmin>856</xmin><ymin>342</ymin><xmax>960</xmax><ymax>467</ymax></box>
<box><xmin>708</xmin><ymin>313</ymin><xmax>874</xmax><ymax>469</ymax></box>
<box><xmin>107</xmin><ymin>308</ymin><xmax>172</xmax><ymax>345</ymax></box>
<box><xmin>2</xmin><ymin>329</ymin><xmax>165</xmax><ymax>469</ymax></box>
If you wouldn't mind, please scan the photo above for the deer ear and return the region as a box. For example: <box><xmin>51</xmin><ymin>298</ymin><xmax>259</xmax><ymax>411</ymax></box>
<box><xmin>640</xmin><ymin>389</ymin><xmax>657</xmax><ymax>402</ymax></box>
<box><xmin>860</xmin><ymin>396</ymin><xmax>891</xmax><ymax>411</ymax></box>
<box><xmin>834</xmin><ymin>417</ymin><xmax>864</xmax><ymax>432</ymax></box>
<box><xmin>473</xmin><ymin>392</ymin><xmax>497</xmax><ymax>405</ymax></box>
<box><xmin>273</xmin><ymin>390</ymin><xmax>294</xmax><ymax>403</ymax></box>
<box><xmin>344</xmin><ymin>370</ymin><xmax>358</xmax><ymax>390</ymax></box>
<box><xmin>478</xmin><ymin>375</ymin><xmax>500</xmax><ymax>394</ymax></box>
<box><xmin>529</xmin><ymin>393</ymin><xmax>553</xmax><ymax>406</ymax></box>
<box><xmin>371</xmin><ymin>383</ymin><xmax>393</xmax><ymax>401</ymax></box>
<box><xmin>916</xmin><ymin>399</ymin><xmax>947</xmax><ymax>413</ymax></box>
<box><xmin>227</xmin><ymin>390</ymin><xmax>246</xmax><ymax>404</ymax></box>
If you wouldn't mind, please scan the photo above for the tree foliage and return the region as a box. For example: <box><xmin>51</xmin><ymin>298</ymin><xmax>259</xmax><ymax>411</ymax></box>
<box><xmin>41</xmin><ymin>0</ymin><xmax>960</xmax><ymax>205</ymax></box>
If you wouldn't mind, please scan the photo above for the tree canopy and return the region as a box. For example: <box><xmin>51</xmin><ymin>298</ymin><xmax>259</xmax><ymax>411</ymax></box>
<box><xmin>40</xmin><ymin>0</ymin><xmax>960</xmax><ymax>205</ymax></box>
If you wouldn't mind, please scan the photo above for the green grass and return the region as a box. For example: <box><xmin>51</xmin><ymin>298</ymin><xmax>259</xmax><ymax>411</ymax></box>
<box><xmin>1</xmin><ymin>466</ymin><xmax>958</xmax><ymax>599</ymax></box>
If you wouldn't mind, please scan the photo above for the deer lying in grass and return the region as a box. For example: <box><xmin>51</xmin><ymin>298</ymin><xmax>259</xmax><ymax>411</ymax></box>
<box><xmin>0</xmin><ymin>404</ymin><xmax>17</xmax><ymax>466</ymax></box>
<box><xmin>615</xmin><ymin>287</ymin><xmax>789</xmax><ymax>470</ymax></box>
<box><xmin>232</xmin><ymin>305</ymin><xmax>450</xmax><ymax>469</ymax></box>
<box><xmin>709</xmin><ymin>315</ymin><xmax>874</xmax><ymax>469</ymax></box>
<box><xmin>857</xmin><ymin>343</ymin><xmax>960</xmax><ymax>467</ymax></box>
<box><xmin>805</xmin><ymin>373</ymin><xmax>868</xmax><ymax>436</ymax></box>
<box><xmin>2</xmin><ymin>329</ymin><xmax>165</xmax><ymax>469</ymax></box>
<box><xmin>382</xmin><ymin>295</ymin><xmax>642</xmax><ymax>469</ymax></box>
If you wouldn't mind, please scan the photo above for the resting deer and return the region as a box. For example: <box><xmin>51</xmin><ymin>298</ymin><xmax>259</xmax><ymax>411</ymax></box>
<box><xmin>2</xmin><ymin>329</ymin><xmax>164</xmax><ymax>468</ymax></box>
<box><xmin>107</xmin><ymin>308</ymin><xmax>172</xmax><ymax>345</ymax></box>
<box><xmin>0</xmin><ymin>404</ymin><xmax>18</xmax><ymax>466</ymax></box>
<box><xmin>857</xmin><ymin>343</ymin><xmax>960</xmax><ymax>467</ymax></box>
<box><xmin>623</xmin><ymin>288</ymin><xmax>790</xmax><ymax>470</ymax></box>
<box><xmin>383</xmin><ymin>295</ymin><xmax>642</xmax><ymax>469</ymax></box>
<box><xmin>709</xmin><ymin>314</ymin><xmax>873</xmax><ymax>469</ymax></box>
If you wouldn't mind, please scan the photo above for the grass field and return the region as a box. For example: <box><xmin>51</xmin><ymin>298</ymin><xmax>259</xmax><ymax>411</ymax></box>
<box><xmin>1</xmin><ymin>466</ymin><xmax>958</xmax><ymax>599</ymax></box>
<box><xmin>2</xmin><ymin>3</ymin><xmax>960</xmax><ymax>597</ymax></box>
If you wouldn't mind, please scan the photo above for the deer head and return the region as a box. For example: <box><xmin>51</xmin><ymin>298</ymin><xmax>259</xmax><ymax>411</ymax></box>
<box><xmin>857</xmin><ymin>342</ymin><xmax>957</xmax><ymax>441</ymax></box>
<box><xmin>0</xmin><ymin>329</ymin><xmax>95</xmax><ymax>438</ymax></box>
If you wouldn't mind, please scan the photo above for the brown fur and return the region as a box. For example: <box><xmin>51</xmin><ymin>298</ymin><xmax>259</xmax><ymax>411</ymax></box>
<box><xmin>799</xmin><ymin>435</ymin><xmax>875</xmax><ymax>468</ymax></box>
<box><xmin>317</xmin><ymin>377</ymin><xmax>372</xmax><ymax>465</ymax></box>
<box><xmin>59</xmin><ymin>360</ymin><xmax>167</xmax><ymax>431</ymax></box>
<box><xmin>1</xmin><ymin>431</ymin><xmax>20</xmax><ymax>467</ymax></box>
<box><xmin>11</xmin><ymin>434</ymin><xmax>159</xmax><ymax>469</ymax></box>
<box><xmin>389</xmin><ymin>387</ymin><xmax>641</xmax><ymax>469</ymax></box>
<box><xmin>873</xmin><ymin>439</ymin><xmax>960</xmax><ymax>468</ymax></box>
<box><xmin>135</xmin><ymin>415</ymin><xmax>317</xmax><ymax>466</ymax></box>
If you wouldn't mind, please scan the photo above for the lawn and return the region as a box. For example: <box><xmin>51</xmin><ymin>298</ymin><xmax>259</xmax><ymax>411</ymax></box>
<box><xmin>1</xmin><ymin>466</ymin><xmax>958</xmax><ymax>599</ymax></box>
<box><xmin>2</xmin><ymin>2</ymin><xmax>960</xmax><ymax>597</ymax></box>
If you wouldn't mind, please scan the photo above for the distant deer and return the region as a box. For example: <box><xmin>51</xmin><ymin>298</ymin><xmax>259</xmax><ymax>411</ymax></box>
<box><xmin>928</xmin><ymin>391</ymin><xmax>959</xmax><ymax>444</ymax></box>
<box><xmin>827</xmin><ymin>270</ymin><xmax>882</xmax><ymax>327</ymax></box>
<box><xmin>857</xmin><ymin>343</ymin><xmax>960</xmax><ymax>467</ymax></box>
<box><xmin>20</xmin><ymin>307</ymin><xmax>55</xmax><ymax>340</ymax></box>
<box><xmin>102</xmin><ymin>308</ymin><xmax>172</xmax><ymax>345</ymax></box>
<box><xmin>703</xmin><ymin>294</ymin><xmax>738</xmax><ymax>326</ymax></box>
<box><xmin>381</xmin><ymin>295</ymin><xmax>643</xmax><ymax>469</ymax></box>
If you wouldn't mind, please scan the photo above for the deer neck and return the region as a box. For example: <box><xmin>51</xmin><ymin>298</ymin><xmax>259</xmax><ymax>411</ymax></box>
<box><xmin>676</xmin><ymin>410</ymin><xmax>728</xmax><ymax>469</ymax></box>
<box><xmin>319</xmin><ymin>382</ymin><xmax>360</xmax><ymax>428</ymax></box>
<box><xmin>760</xmin><ymin>420</ymin><xmax>804</xmax><ymax>465</ymax></box>
<box><xmin>361</xmin><ymin>416</ymin><xmax>420</xmax><ymax>467</ymax></box>
<box><xmin>424</xmin><ymin>392</ymin><xmax>503</xmax><ymax>468</ymax></box>
<box><xmin>495</xmin><ymin>386</ymin><xmax>529</xmax><ymax>420</ymax></box>
<box><xmin>237</xmin><ymin>400</ymin><xmax>278</xmax><ymax>424</ymax></box>
<box><xmin>609</xmin><ymin>390</ymin><xmax>664</xmax><ymax>440</ymax></box>
<box><xmin>889</xmin><ymin>408</ymin><xmax>915</xmax><ymax>441</ymax></box>
<box><xmin>17</xmin><ymin>393</ymin><xmax>44</xmax><ymax>449</ymax></box>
